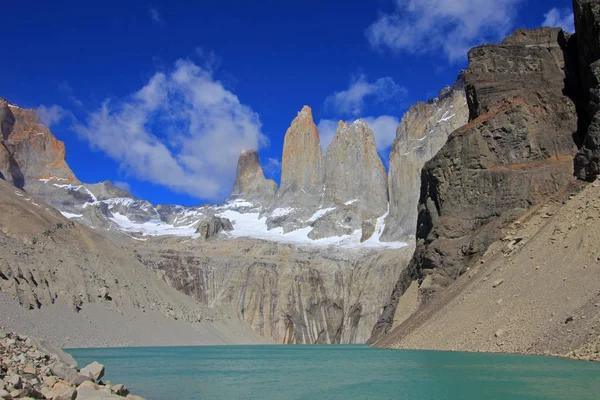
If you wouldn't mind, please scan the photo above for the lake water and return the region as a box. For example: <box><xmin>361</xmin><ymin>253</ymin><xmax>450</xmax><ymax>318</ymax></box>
<box><xmin>68</xmin><ymin>345</ymin><xmax>600</xmax><ymax>400</ymax></box>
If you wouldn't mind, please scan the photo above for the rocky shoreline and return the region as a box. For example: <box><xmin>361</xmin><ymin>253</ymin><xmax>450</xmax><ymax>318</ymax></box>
<box><xmin>0</xmin><ymin>329</ymin><xmax>144</xmax><ymax>400</ymax></box>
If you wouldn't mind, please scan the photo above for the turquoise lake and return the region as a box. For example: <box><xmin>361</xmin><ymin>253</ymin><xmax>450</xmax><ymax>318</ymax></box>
<box><xmin>67</xmin><ymin>345</ymin><xmax>600</xmax><ymax>400</ymax></box>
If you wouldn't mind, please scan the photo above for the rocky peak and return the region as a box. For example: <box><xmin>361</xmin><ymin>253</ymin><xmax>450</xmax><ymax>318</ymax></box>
<box><xmin>381</xmin><ymin>72</ymin><xmax>469</xmax><ymax>241</ymax></box>
<box><xmin>229</xmin><ymin>149</ymin><xmax>278</xmax><ymax>203</ymax></box>
<box><xmin>277</xmin><ymin>105</ymin><xmax>325</xmax><ymax>207</ymax></box>
<box><xmin>0</xmin><ymin>98</ymin><xmax>16</xmax><ymax>141</ymax></box>
<box><xmin>465</xmin><ymin>27</ymin><xmax>568</xmax><ymax>120</ymax></box>
<box><xmin>324</xmin><ymin>119</ymin><xmax>388</xmax><ymax>217</ymax></box>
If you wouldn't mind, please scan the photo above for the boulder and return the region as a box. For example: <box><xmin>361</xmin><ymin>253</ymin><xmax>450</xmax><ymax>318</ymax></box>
<box><xmin>79</xmin><ymin>362</ymin><xmax>105</xmax><ymax>382</ymax></box>
<box><xmin>111</xmin><ymin>384</ymin><xmax>129</xmax><ymax>396</ymax></box>
<box><xmin>75</xmin><ymin>386</ymin><xmax>121</xmax><ymax>399</ymax></box>
<box><xmin>0</xmin><ymin>390</ymin><xmax>7</xmax><ymax>400</ymax></box>
<box><xmin>196</xmin><ymin>217</ymin><xmax>233</xmax><ymax>241</ymax></box>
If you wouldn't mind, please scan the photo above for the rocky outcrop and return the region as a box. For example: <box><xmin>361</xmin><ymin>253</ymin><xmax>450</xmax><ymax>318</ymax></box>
<box><xmin>0</xmin><ymin>100</ymin><xmax>24</xmax><ymax>189</ymax></box>
<box><xmin>229</xmin><ymin>149</ymin><xmax>278</xmax><ymax>203</ymax></box>
<box><xmin>0</xmin><ymin>331</ymin><xmax>145</xmax><ymax>399</ymax></box>
<box><xmin>323</xmin><ymin>120</ymin><xmax>388</xmax><ymax>217</ymax></box>
<box><xmin>371</xmin><ymin>27</ymin><xmax>579</xmax><ymax>342</ymax></box>
<box><xmin>195</xmin><ymin>216</ymin><xmax>233</xmax><ymax>241</ymax></box>
<box><xmin>381</xmin><ymin>74</ymin><xmax>469</xmax><ymax>241</ymax></box>
<box><xmin>276</xmin><ymin>106</ymin><xmax>325</xmax><ymax>208</ymax></box>
<box><xmin>573</xmin><ymin>0</ymin><xmax>600</xmax><ymax>180</ymax></box>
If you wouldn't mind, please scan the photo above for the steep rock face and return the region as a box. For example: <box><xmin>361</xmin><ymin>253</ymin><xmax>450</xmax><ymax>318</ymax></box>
<box><xmin>196</xmin><ymin>216</ymin><xmax>233</xmax><ymax>241</ymax></box>
<box><xmin>277</xmin><ymin>106</ymin><xmax>325</xmax><ymax>207</ymax></box>
<box><xmin>229</xmin><ymin>149</ymin><xmax>278</xmax><ymax>203</ymax></box>
<box><xmin>382</xmin><ymin>74</ymin><xmax>469</xmax><ymax>241</ymax></box>
<box><xmin>371</xmin><ymin>27</ymin><xmax>579</xmax><ymax>341</ymax></box>
<box><xmin>323</xmin><ymin>120</ymin><xmax>388</xmax><ymax>218</ymax></box>
<box><xmin>573</xmin><ymin>0</ymin><xmax>600</xmax><ymax>180</ymax></box>
<box><xmin>138</xmin><ymin>239</ymin><xmax>415</xmax><ymax>344</ymax></box>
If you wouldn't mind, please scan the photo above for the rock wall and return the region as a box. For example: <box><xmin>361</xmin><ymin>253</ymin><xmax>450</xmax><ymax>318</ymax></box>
<box><xmin>324</xmin><ymin>120</ymin><xmax>388</xmax><ymax>218</ymax></box>
<box><xmin>371</xmin><ymin>27</ymin><xmax>579</xmax><ymax>342</ymax></box>
<box><xmin>277</xmin><ymin>106</ymin><xmax>325</xmax><ymax>208</ymax></box>
<box><xmin>573</xmin><ymin>0</ymin><xmax>600</xmax><ymax>180</ymax></box>
<box><xmin>138</xmin><ymin>238</ymin><xmax>414</xmax><ymax>344</ymax></box>
<box><xmin>381</xmin><ymin>74</ymin><xmax>469</xmax><ymax>241</ymax></box>
<box><xmin>229</xmin><ymin>149</ymin><xmax>278</xmax><ymax>203</ymax></box>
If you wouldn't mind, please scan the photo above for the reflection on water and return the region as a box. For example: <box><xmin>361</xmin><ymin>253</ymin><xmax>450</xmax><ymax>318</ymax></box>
<box><xmin>68</xmin><ymin>345</ymin><xmax>600</xmax><ymax>400</ymax></box>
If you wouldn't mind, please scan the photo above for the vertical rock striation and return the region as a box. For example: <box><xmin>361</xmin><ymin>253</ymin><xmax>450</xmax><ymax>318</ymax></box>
<box><xmin>277</xmin><ymin>106</ymin><xmax>325</xmax><ymax>207</ymax></box>
<box><xmin>229</xmin><ymin>149</ymin><xmax>278</xmax><ymax>203</ymax></box>
<box><xmin>371</xmin><ymin>27</ymin><xmax>579</xmax><ymax>342</ymax></box>
<box><xmin>381</xmin><ymin>74</ymin><xmax>469</xmax><ymax>241</ymax></box>
<box><xmin>323</xmin><ymin>120</ymin><xmax>388</xmax><ymax>217</ymax></box>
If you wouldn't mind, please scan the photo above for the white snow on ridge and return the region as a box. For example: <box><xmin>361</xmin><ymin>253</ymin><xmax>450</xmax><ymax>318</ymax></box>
<box><xmin>271</xmin><ymin>207</ymin><xmax>294</xmax><ymax>218</ymax></box>
<box><xmin>306</xmin><ymin>207</ymin><xmax>335</xmax><ymax>223</ymax></box>
<box><xmin>344</xmin><ymin>199</ymin><xmax>358</xmax><ymax>206</ymax></box>
<box><xmin>109</xmin><ymin>212</ymin><xmax>198</xmax><ymax>237</ymax></box>
<box><xmin>217</xmin><ymin>209</ymin><xmax>406</xmax><ymax>249</ymax></box>
<box><xmin>61</xmin><ymin>212</ymin><xmax>83</xmax><ymax>219</ymax></box>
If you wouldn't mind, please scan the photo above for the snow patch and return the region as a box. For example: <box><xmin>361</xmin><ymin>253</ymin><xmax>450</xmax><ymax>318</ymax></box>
<box><xmin>61</xmin><ymin>212</ymin><xmax>83</xmax><ymax>219</ymax></box>
<box><xmin>344</xmin><ymin>199</ymin><xmax>358</xmax><ymax>206</ymax></box>
<box><xmin>306</xmin><ymin>207</ymin><xmax>336</xmax><ymax>223</ymax></box>
<box><xmin>109</xmin><ymin>212</ymin><xmax>198</xmax><ymax>237</ymax></box>
<box><xmin>271</xmin><ymin>207</ymin><xmax>294</xmax><ymax>218</ymax></box>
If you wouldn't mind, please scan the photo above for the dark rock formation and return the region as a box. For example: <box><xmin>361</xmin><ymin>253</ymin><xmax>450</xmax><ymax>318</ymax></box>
<box><xmin>371</xmin><ymin>27</ymin><xmax>579</xmax><ymax>342</ymax></box>
<box><xmin>323</xmin><ymin>120</ymin><xmax>388</xmax><ymax>218</ymax></box>
<box><xmin>229</xmin><ymin>149</ymin><xmax>278</xmax><ymax>203</ymax></box>
<box><xmin>196</xmin><ymin>216</ymin><xmax>233</xmax><ymax>241</ymax></box>
<box><xmin>573</xmin><ymin>0</ymin><xmax>600</xmax><ymax>180</ymax></box>
<box><xmin>381</xmin><ymin>74</ymin><xmax>468</xmax><ymax>241</ymax></box>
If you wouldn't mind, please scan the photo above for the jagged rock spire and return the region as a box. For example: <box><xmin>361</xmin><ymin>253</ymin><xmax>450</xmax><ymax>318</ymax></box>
<box><xmin>229</xmin><ymin>149</ymin><xmax>278</xmax><ymax>202</ymax></box>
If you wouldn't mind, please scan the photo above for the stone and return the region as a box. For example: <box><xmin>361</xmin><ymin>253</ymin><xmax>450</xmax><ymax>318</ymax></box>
<box><xmin>495</xmin><ymin>329</ymin><xmax>505</xmax><ymax>338</ymax></box>
<box><xmin>0</xmin><ymin>390</ymin><xmax>8</xmax><ymax>400</ymax></box>
<box><xmin>23</xmin><ymin>364</ymin><xmax>36</xmax><ymax>375</ymax></box>
<box><xmin>382</xmin><ymin>73</ymin><xmax>469</xmax><ymax>241</ymax></box>
<box><xmin>126</xmin><ymin>395</ymin><xmax>146</xmax><ymax>400</ymax></box>
<box><xmin>49</xmin><ymin>362</ymin><xmax>79</xmax><ymax>383</ymax></box>
<box><xmin>67</xmin><ymin>374</ymin><xmax>93</xmax><ymax>386</ymax></box>
<box><xmin>53</xmin><ymin>387</ymin><xmax>76</xmax><ymax>400</ymax></box>
<box><xmin>79</xmin><ymin>362</ymin><xmax>105</xmax><ymax>382</ymax></box>
<box><xmin>76</xmin><ymin>386</ymin><xmax>122</xmax><ymax>399</ymax></box>
<box><xmin>492</xmin><ymin>279</ymin><xmax>504</xmax><ymax>288</ymax></box>
<box><xmin>110</xmin><ymin>384</ymin><xmax>129</xmax><ymax>396</ymax></box>
<box><xmin>229</xmin><ymin>149</ymin><xmax>278</xmax><ymax>202</ymax></box>
<box><xmin>10</xmin><ymin>389</ymin><xmax>23</xmax><ymax>398</ymax></box>
<box><xmin>41</xmin><ymin>386</ymin><xmax>54</xmax><ymax>398</ymax></box>
<box><xmin>44</xmin><ymin>376</ymin><xmax>58</xmax><ymax>388</ymax></box>
<box><xmin>8</xmin><ymin>375</ymin><xmax>22</xmax><ymax>389</ymax></box>
<box><xmin>195</xmin><ymin>217</ymin><xmax>234</xmax><ymax>241</ymax></box>
<box><xmin>323</xmin><ymin>120</ymin><xmax>388</xmax><ymax>218</ymax></box>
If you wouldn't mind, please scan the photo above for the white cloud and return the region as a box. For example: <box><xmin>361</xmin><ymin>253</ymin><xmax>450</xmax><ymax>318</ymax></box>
<box><xmin>362</xmin><ymin>115</ymin><xmax>400</xmax><ymax>153</ymax></box>
<box><xmin>113</xmin><ymin>181</ymin><xmax>131</xmax><ymax>192</ymax></box>
<box><xmin>366</xmin><ymin>0</ymin><xmax>523</xmax><ymax>62</ymax></box>
<box><xmin>149</xmin><ymin>8</ymin><xmax>164</xmax><ymax>24</ymax></box>
<box><xmin>318</xmin><ymin>115</ymin><xmax>399</xmax><ymax>154</ymax></box>
<box><xmin>317</xmin><ymin>119</ymin><xmax>339</xmax><ymax>153</ymax></box>
<box><xmin>36</xmin><ymin>105</ymin><xmax>67</xmax><ymax>128</ymax></box>
<box><xmin>325</xmin><ymin>75</ymin><xmax>406</xmax><ymax>116</ymax></box>
<box><xmin>543</xmin><ymin>8</ymin><xmax>575</xmax><ymax>33</ymax></box>
<box><xmin>74</xmin><ymin>59</ymin><xmax>267</xmax><ymax>201</ymax></box>
<box><xmin>263</xmin><ymin>157</ymin><xmax>282</xmax><ymax>180</ymax></box>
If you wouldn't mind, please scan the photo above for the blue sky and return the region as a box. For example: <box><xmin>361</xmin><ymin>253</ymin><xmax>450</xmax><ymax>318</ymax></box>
<box><xmin>3</xmin><ymin>0</ymin><xmax>575</xmax><ymax>206</ymax></box>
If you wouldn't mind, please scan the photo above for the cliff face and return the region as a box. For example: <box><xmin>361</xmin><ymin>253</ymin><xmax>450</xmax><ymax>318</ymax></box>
<box><xmin>277</xmin><ymin>106</ymin><xmax>325</xmax><ymax>207</ymax></box>
<box><xmin>371</xmin><ymin>27</ymin><xmax>579</xmax><ymax>341</ymax></box>
<box><xmin>230</xmin><ymin>149</ymin><xmax>278</xmax><ymax>203</ymax></box>
<box><xmin>324</xmin><ymin>120</ymin><xmax>388</xmax><ymax>217</ymax></box>
<box><xmin>573</xmin><ymin>0</ymin><xmax>600</xmax><ymax>180</ymax></box>
<box><xmin>137</xmin><ymin>239</ymin><xmax>414</xmax><ymax>344</ymax></box>
<box><xmin>381</xmin><ymin>75</ymin><xmax>469</xmax><ymax>241</ymax></box>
